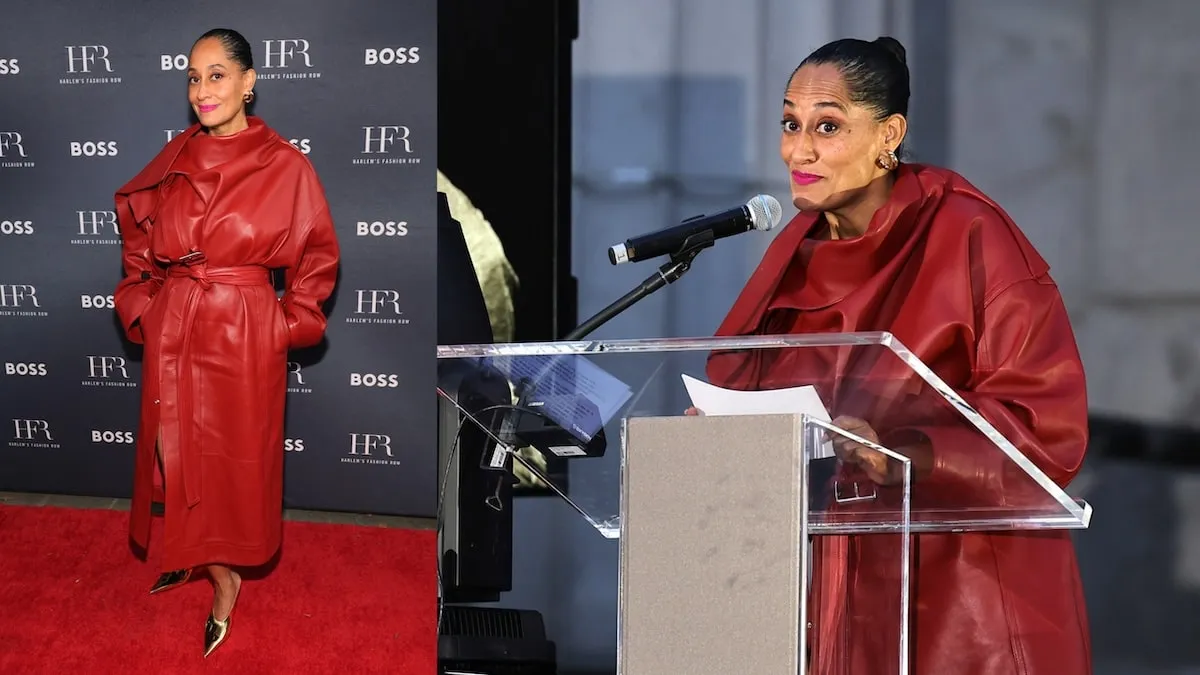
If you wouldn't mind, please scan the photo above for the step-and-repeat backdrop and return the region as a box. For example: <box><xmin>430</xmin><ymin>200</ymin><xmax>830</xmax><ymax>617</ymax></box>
<box><xmin>0</xmin><ymin>1</ymin><xmax>438</xmax><ymax>517</ymax></box>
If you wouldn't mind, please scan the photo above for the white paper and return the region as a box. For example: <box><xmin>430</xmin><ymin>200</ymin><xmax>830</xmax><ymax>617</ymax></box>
<box><xmin>680</xmin><ymin>374</ymin><xmax>835</xmax><ymax>459</ymax></box>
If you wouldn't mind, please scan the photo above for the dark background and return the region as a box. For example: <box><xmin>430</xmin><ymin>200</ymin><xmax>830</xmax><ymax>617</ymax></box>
<box><xmin>437</xmin><ymin>0</ymin><xmax>579</xmax><ymax>343</ymax></box>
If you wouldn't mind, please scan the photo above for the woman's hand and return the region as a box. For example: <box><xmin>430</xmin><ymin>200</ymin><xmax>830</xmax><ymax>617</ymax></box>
<box><xmin>684</xmin><ymin>407</ymin><xmax>705</xmax><ymax>416</ymax></box>
<box><xmin>830</xmin><ymin>415</ymin><xmax>903</xmax><ymax>486</ymax></box>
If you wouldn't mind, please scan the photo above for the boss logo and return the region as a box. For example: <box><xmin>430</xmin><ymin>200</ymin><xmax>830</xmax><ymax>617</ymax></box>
<box><xmin>5</xmin><ymin>362</ymin><xmax>47</xmax><ymax>376</ymax></box>
<box><xmin>356</xmin><ymin>220</ymin><xmax>408</xmax><ymax>237</ymax></box>
<box><xmin>70</xmin><ymin>141</ymin><xmax>119</xmax><ymax>157</ymax></box>
<box><xmin>91</xmin><ymin>430</ymin><xmax>134</xmax><ymax>444</ymax></box>
<box><xmin>0</xmin><ymin>220</ymin><xmax>33</xmax><ymax>235</ymax></box>
<box><xmin>81</xmin><ymin>294</ymin><xmax>115</xmax><ymax>309</ymax></box>
<box><xmin>0</xmin><ymin>59</ymin><xmax>19</xmax><ymax>75</ymax></box>
<box><xmin>350</xmin><ymin>373</ymin><xmax>400</xmax><ymax>388</ymax></box>
<box><xmin>160</xmin><ymin>54</ymin><xmax>188</xmax><ymax>71</ymax></box>
<box><xmin>284</xmin><ymin>438</ymin><xmax>305</xmax><ymax>452</ymax></box>
<box><xmin>364</xmin><ymin>47</ymin><xmax>419</xmax><ymax>65</ymax></box>
<box><xmin>288</xmin><ymin>138</ymin><xmax>311</xmax><ymax>154</ymax></box>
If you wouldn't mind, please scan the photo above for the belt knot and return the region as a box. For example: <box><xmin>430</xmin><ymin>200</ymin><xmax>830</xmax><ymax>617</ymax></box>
<box><xmin>169</xmin><ymin>250</ymin><xmax>213</xmax><ymax>290</ymax></box>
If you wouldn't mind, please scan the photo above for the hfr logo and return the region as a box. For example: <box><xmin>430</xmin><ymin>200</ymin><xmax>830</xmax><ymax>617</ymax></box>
<box><xmin>288</xmin><ymin>362</ymin><xmax>306</xmax><ymax>386</ymax></box>
<box><xmin>10</xmin><ymin>419</ymin><xmax>60</xmax><ymax>448</ymax></box>
<box><xmin>65</xmin><ymin>46</ymin><xmax>113</xmax><ymax>73</ymax></box>
<box><xmin>361</xmin><ymin>126</ymin><xmax>411</xmax><ymax>154</ymax></box>
<box><xmin>347</xmin><ymin>290</ymin><xmax>409</xmax><ymax>326</ymax></box>
<box><xmin>0</xmin><ymin>132</ymin><xmax>27</xmax><ymax>158</ymax></box>
<box><xmin>0</xmin><ymin>285</ymin><xmax>39</xmax><ymax>308</ymax></box>
<box><xmin>78</xmin><ymin>210</ymin><xmax>118</xmax><ymax>236</ymax></box>
<box><xmin>72</xmin><ymin>210</ymin><xmax>120</xmax><ymax>246</ymax></box>
<box><xmin>87</xmin><ymin>356</ymin><xmax>130</xmax><ymax>379</ymax></box>
<box><xmin>262</xmin><ymin>39</ymin><xmax>312</xmax><ymax>69</ymax></box>
<box><xmin>0</xmin><ymin>284</ymin><xmax>46</xmax><ymax>318</ymax></box>
<box><xmin>354</xmin><ymin>290</ymin><xmax>401</xmax><ymax>315</ymax></box>
<box><xmin>349</xmin><ymin>433</ymin><xmax>393</xmax><ymax>457</ymax></box>
<box><xmin>286</xmin><ymin>361</ymin><xmax>313</xmax><ymax>394</ymax></box>
<box><xmin>13</xmin><ymin>419</ymin><xmax>52</xmax><ymax>441</ymax></box>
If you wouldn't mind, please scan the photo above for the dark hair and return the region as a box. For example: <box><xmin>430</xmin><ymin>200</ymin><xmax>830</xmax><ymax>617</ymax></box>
<box><xmin>194</xmin><ymin>28</ymin><xmax>254</xmax><ymax>71</ymax></box>
<box><xmin>791</xmin><ymin>36</ymin><xmax>909</xmax><ymax>122</ymax></box>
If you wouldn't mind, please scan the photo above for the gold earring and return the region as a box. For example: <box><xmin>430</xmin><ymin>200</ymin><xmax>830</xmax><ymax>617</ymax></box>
<box><xmin>876</xmin><ymin>148</ymin><xmax>899</xmax><ymax>171</ymax></box>
<box><xmin>243</xmin><ymin>90</ymin><xmax>255</xmax><ymax>104</ymax></box>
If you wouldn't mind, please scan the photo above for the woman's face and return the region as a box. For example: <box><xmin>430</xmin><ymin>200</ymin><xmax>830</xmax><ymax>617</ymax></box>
<box><xmin>779</xmin><ymin>63</ymin><xmax>899</xmax><ymax>213</ymax></box>
<box><xmin>187</xmin><ymin>38</ymin><xmax>255</xmax><ymax>136</ymax></box>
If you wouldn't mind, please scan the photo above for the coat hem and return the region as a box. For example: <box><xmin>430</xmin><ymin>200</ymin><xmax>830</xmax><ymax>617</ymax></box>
<box><xmin>160</xmin><ymin>540</ymin><xmax>282</xmax><ymax>573</ymax></box>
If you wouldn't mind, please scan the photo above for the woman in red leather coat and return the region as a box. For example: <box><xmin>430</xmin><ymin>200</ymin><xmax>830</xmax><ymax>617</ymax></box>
<box><xmin>113</xmin><ymin>28</ymin><xmax>340</xmax><ymax>658</ymax></box>
<box><xmin>702</xmin><ymin>37</ymin><xmax>1091</xmax><ymax>674</ymax></box>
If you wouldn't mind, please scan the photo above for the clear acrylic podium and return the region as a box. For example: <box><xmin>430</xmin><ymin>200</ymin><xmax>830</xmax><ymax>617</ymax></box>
<box><xmin>436</xmin><ymin>332</ymin><xmax>1092</xmax><ymax>675</ymax></box>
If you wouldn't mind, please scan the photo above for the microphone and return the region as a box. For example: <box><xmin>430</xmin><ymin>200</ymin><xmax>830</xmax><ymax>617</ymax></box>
<box><xmin>607</xmin><ymin>194</ymin><xmax>783</xmax><ymax>265</ymax></box>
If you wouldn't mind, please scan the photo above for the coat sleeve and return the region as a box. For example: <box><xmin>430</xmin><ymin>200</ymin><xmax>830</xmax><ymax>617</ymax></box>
<box><xmin>112</xmin><ymin>202</ymin><xmax>162</xmax><ymax>345</ymax></box>
<box><xmin>281</xmin><ymin>200</ymin><xmax>340</xmax><ymax>349</ymax></box>
<box><xmin>889</xmin><ymin>277</ymin><xmax>1089</xmax><ymax>508</ymax></box>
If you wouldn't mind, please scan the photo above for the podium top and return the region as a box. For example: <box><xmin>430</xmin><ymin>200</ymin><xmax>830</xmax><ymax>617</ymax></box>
<box><xmin>437</xmin><ymin>331</ymin><xmax>899</xmax><ymax>357</ymax></box>
<box><xmin>437</xmin><ymin>332</ymin><xmax>1092</xmax><ymax>538</ymax></box>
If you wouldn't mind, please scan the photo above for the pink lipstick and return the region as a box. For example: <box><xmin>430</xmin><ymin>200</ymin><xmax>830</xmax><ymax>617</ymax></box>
<box><xmin>792</xmin><ymin>171</ymin><xmax>822</xmax><ymax>186</ymax></box>
<box><xmin>198</xmin><ymin>104</ymin><xmax>219</xmax><ymax>114</ymax></box>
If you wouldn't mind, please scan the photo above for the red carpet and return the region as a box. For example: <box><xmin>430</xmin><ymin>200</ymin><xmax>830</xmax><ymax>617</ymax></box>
<box><xmin>0</xmin><ymin>504</ymin><xmax>436</xmax><ymax>674</ymax></box>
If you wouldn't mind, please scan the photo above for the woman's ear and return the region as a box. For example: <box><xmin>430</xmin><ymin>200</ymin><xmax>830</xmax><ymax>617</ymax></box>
<box><xmin>884</xmin><ymin>113</ymin><xmax>908</xmax><ymax>151</ymax></box>
<box><xmin>244</xmin><ymin>68</ymin><xmax>257</xmax><ymax>95</ymax></box>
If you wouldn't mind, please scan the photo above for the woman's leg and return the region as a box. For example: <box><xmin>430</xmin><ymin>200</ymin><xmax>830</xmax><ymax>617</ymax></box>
<box><xmin>203</xmin><ymin>562</ymin><xmax>242</xmax><ymax>657</ymax></box>
<box><xmin>150</xmin><ymin>430</ymin><xmax>193</xmax><ymax>594</ymax></box>
<box><xmin>155</xmin><ymin>429</ymin><xmax>166</xmax><ymax>491</ymax></box>
<box><xmin>205</xmin><ymin>563</ymin><xmax>242</xmax><ymax>620</ymax></box>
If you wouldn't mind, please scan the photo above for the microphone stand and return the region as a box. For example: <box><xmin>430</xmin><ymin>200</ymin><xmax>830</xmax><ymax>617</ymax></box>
<box><xmin>563</xmin><ymin>230</ymin><xmax>716</xmax><ymax>341</ymax></box>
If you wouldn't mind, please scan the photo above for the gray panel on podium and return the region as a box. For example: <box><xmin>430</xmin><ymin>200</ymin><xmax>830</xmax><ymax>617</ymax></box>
<box><xmin>618</xmin><ymin>413</ymin><xmax>806</xmax><ymax>675</ymax></box>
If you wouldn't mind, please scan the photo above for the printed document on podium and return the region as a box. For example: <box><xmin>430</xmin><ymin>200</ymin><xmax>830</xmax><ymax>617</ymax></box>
<box><xmin>680</xmin><ymin>374</ymin><xmax>835</xmax><ymax>459</ymax></box>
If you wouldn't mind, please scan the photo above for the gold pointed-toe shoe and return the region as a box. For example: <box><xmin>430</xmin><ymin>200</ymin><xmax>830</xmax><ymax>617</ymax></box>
<box><xmin>149</xmin><ymin>568</ymin><xmax>192</xmax><ymax>595</ymax></box>
<box><xmin>203</xmin><ymin>612</ymin><xmax>232</xmax><ymax>658</ymax></box>
<box><xmin>204</xmin><ymin>574</ymin><xmax>241</xmax><ymax>658</ymax></box>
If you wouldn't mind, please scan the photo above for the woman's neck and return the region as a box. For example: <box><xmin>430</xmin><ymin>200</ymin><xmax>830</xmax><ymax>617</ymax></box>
<box><xmin>822</xmin><ymin>172</ymin><xmax>896</xmax><ymax>240</ymax></box>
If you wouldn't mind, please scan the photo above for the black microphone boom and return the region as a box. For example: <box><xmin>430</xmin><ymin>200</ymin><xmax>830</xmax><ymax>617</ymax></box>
<box><xmin>564</xmin><ymin>195</ymin><xmax>784</xmax><ymax>341</ymax></box>
<box><xmin>607</xmin><ymin>194</ymin><xmax>783</xmax><ymax>265</ymax></box>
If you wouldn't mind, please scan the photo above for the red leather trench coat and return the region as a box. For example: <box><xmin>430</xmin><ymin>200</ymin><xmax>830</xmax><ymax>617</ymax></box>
<box><xmin>707</xmin><ymin>163</ymin><xmax>1091</xmax><ymax>674</ymax></box>
<box><xmin>114</xmin><ymin>117</ymin><xmax>340</xmax><ymax>571</ymax></box>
